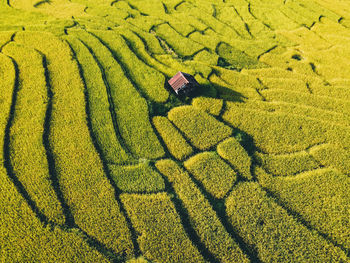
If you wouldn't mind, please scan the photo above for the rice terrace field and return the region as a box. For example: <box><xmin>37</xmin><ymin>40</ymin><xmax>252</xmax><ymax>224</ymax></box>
<box><xmin>1</xmin><ymin>0</ymin><xmax>350</xmax><ymax>262</ymax></box>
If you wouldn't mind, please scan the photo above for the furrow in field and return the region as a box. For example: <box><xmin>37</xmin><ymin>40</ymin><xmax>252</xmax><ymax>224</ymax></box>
<box><xmin>222</xmin><ymin>101</ymin><xmax>350</xmax><ymax>155</ymax></box>
<box><xmin>66</xmin><ymin>36</ymin><xmax>145</xmax><ymax>257</ymax></box>
<box><xmin>83</xmin><ymin>30</ymin><xmax>165</xmax><ymax>159</ymax></box>
<box><xmin>1</xmin><ymin>52</ymin><xmax>50</xmax><ymax>225</ymax></box>
<box><xmin>14</xmin><ymin>31</ymin><xmax>134</xmax><ymax>257</ymax></box>
<box><xmin>226</xmin><ymin>181</ymin><xmax>349</xmax><ymax>262</ymax></box>
<box><xmin>179</xmin><ymin>160</ymin><xmax>262</xmax><ymax>263</ymax></box>
<box><xmin>68</xmin><ymin>29</ymin><xmax>164</xmax><ymax>159</ymax></box>
<box><xmin>116</xmin><ymin>28</ymin><xmax>177</xmax><ymax>76</ymax></box>
<box><xmin>121</xmin><ymin>192</ymin><xmax>209</xmax><ymax>263</ymax></box>
<box><xmin>156</xmin><ymin>159</ymin><xmax>251</xmax><ymax>263</ymax></box>
<box><xmin>92</xmin><ymin>30</ymin><xmax>168</xmax><ymax>103</ymax></box>
<box><xmin>0</xmin><ymin>59</ymin><xmax>108</xmax><ymax>260</ymax></box>
<box><xmin>2</xmin><ymin>43</ymin><xmax>66</xmax><ymax>225</ymax></box>
<box><xmin>257</xmin><ymin>167</ymin><xmax>350</xmax><ymax>256</ymax></box>
<box><xmin>64</xmin><ymin>35</ymin><xmax>133</xmax><ymax>164</ymax></box>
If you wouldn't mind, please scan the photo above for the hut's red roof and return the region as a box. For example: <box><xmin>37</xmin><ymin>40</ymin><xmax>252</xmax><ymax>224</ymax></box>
<box><xmin>168</xmin><ymin>72</ymin><xmax>189</xmax><ymax>91</ymax></box>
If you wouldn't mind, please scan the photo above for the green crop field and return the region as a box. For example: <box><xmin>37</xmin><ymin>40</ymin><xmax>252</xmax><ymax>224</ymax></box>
<box><xmin>0</xmin><ymin>0</ymin><xmax>349</xmax><ymax>262</ymax></box>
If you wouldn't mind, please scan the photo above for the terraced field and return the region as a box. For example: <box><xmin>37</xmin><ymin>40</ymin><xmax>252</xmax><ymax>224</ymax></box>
<box><xmin>0</xmin><ymin>0</ymin><xmax>350</xmax><ymax>262</ymax></box>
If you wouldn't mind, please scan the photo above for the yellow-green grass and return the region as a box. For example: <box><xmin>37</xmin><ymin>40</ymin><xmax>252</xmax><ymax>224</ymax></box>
<box><xmin>114</xmin><ymin>27</ymin><xmax>176</xmax><ymax>76</ymax></box>
<box><xmin>14</xmin><ymin>31</ymin><xmax>134</xmax><ymax>256</ymax></box>
<box><xmin>226</xmin><ymin>182</ymin><xmax>348</xmax><ymax>262</ymax></box>
<box><xmin>153</xmin><ymin>23</ymin><xmax>204</xmax><ymax>57</ymax></box>
<box><xmin>306</xmin><ymin>45</ymin><xmax>350</xmax><ymax>79</ymax></box>
<box><xmin>222</xmin><ymin>101</ymin><xmax>327</xmax><ymax>154</ymax></box>
<box><xmin>64</xmin><ymin>35</ymin><xmax>132</xmax><ymax>164</ymax></box>
<box><xmin>192</xmin><ymin>97</ymin><xmax>223</xmax><ymax>116</ymax></box>
<box><xmin>152</xmin><ymin>116</ymin><xmax>193</xmax><ymax>161</ymax></box>
<box><xmin>234</xmin><ymin>100</ymin><xmax>350</xmax><ymax>128</ymax></box>
<box><xmin>258</xmin><ymin>78</ymin><xmax>310</xmax><ymax>93</ymax></box>
<box><xmin>0</xmin><ymin>53</ymin><xmax>16</xmax><ymax>165</ymax></box>
<box><xmin>156</xmin><ymin>159</ymin><xmax>249</xmax><ymax>263</ymax></box>
<box><xmin>0</xmin><ymin>52</ymin><xmax>107</xmax><ymax>262</ymax></box>
<box><xmin>211</xmin><ymin>67</ymin><xmax>263</xmax><ymax>100</ymax></box>
<box><xmin>215</xmin><ymin>6</ymin><xmax>253</xmax><ymax>39</ymax></box>
<box><xmin>90</xmin><ymin>30</ymin><xmax>169</xmax><ymax>103</ymax></box>
<box><xmin>262</xmin><ymin>89</ymin><xmax>350</xmax><ymax>116</ymax></box>
<box><xmin>2</xmin><ymin>0</ymin><xmax>350</xmax><ymax>261</ymax></box>
<box><xmin>208</xmin><ymin>73</ymin><xmax>260</xmax><ymax>102</ymax></box>
<box><xmin>217</xmin><ymin>137</ymin><xmax>252</xmax><ymax>180</ymax></box>
<box><xmin>109</xmin><ymin>162</ymin><xmax>165</xmax><ymax>193</ymax></box>
<box><xmin>255</xmin><ymin>151</ymin><xmax>319</xmax><ymax>177</ymax></box>
<box><xmin>280</xmin><ymin>3</ymin><xmax>318</xmax><ymax>28</ymax></box>
<box><xmin>126</xmin><ymin>256</ymin><xmax>151</xmax><ymax>263</ymax></box>
<box><xmin>68</xmin><ymin>29</ymin><xmax>165</xmax><ymax>159</ymax></box>
<box><xmin>223</xmin><ymin>101</ymin><xmax>350</xmax><ymax>153</ymax></box>
<box><xmin>0</xmin><ymin>167</ymin><xmax>108</xmax><ymax>262</ymax></box>
<box><xmin>250</xmin><ymin>7</ymin><xmax>299</xmax><ymax>30</ymax></box>
<box><xmin>184</xmin><ymin>152</ymin><xmax>237</xmax><ymax>199</ymax></box>
<box><xmin>3</xmin><ymin>42</ymin><xmax>65</xmax><ymax>225</ymax></box>
<box><xmin>122</xmin><ymin>27</ymin><xmax>165</xmax><ymax>55</ymax></box>
<box><xmin>121</xmin><ymin>192</ymin><xmax>206</xmax><ymax>263</ymax></box>
<box><xmin>168</xmin><ymin>105</ymin><xmax>232</xmax><ymax>150</ymax></box>
<box><xmin>216</xmin><ymin>42</ymin><xmax>264</xmax><ymax>70</ymax></box>
<box><xmin>257</xmin><ymin>167</ymin><xmax>350</xmax><ymax>251</ymax></box>
<box><xmin>310</xmin><ymin>144</ymin><xmax>350</xmax><ymax>175</ymax></box>
<box><xmin>0</xmin><ymin>31</ymin><xmax>14</xmax><ymax>47</ymax></box>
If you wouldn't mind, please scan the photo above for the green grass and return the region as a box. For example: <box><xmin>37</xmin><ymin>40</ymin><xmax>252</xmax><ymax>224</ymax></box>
<box><xmin>226</xmin><ymin>182</ymin><xmax>348</xmax><ymax>262</ymax></box>
<box><xmin>0</xmin><ymin>50</ymin><xmax>107</xmax><ymax>262</ymax></box>
<box><xmin>2</xmin><ymin>0</ymin><xmax>350</xmax><ymax>261</ymax></box>
<box><xmin>310</xmin><ymin>144</ymin><xmax>350</xmax><ymax>175</ymax></box>
<box><xmin>184</xmin><ymin>151</ymin><xmax>237</xmax><ymax>199</ymax></box>
<box><xmin>110</xmin><ymin>162</ymin><xmax>165</xmax><ymax>193</ymax></box>
<box><xmin>192</xmin><ymin>97</ymin><xmax>223</xmax><ymax>116</ymax></box>
<box><xmin>90</xmin><ymin>30</ymin><xmax>169</xmax><ymax>103</ymax></box>
<box><xmin>154</xmin><ymin>23</ymin><xmax>204</xmax><ymax>58</ymax></box>
<box><xmin>168</xmin><ymin>105</ymin><xmax>232</xmax><ymax>150</ymax></box>
<box><xmin>217</xmin><ymin>137</ymin><xmax>252</xmax><ymax>180</ymax></box>
<box><xmin>0</xmin><ymin>168</ymin><xmax>109</xmax><ymax>262</ymax></box>
<box><xmin>14</xmin><ymin>31</ymin><xmax>134</xmax><ymax>256</ymax></box>
<box><xmin>121</xmin><ymin>192</ymin><xmax>206</xmax><ymax>263</ymax></box>
<box><xmin>152</xmin><ymin>116</ymin><xmax>193</xmax><ymax>160</ymax></box>
<box><xmin>68</xmin><ymin>29</ymin><xmax>165</xmax><ymax>159</ymax></box>
<box><xmin>3</xmin><ymin>42</ymin><xmax>65</xmax><ymax>225</ymax></box>
<box><xmin>255</xmin><ymin>151</ymin><xmax>319</xmax><ymax>177</ymax></box>
<box><xmin>64</xmin><ymin>35</ymin><xmax>132</xmax><ymax>164</ymax></box>
<box><xmin>257</xmin><ymin>167</ymin><xmax>350</xmax><ymax>251</ymax></box>
<box><xmin>156</xmin><ymin>159</ymin><xmax>249</xmax><ymax>263</ymax></box>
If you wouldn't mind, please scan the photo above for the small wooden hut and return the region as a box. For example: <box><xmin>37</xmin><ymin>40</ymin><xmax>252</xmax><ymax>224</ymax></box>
<box><xmin>168</xmin><ymin>71</ymin><xmax>198</xmax><ymax>95</ymax></box>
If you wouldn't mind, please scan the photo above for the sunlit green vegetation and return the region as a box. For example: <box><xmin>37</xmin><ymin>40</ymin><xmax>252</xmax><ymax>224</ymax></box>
<box><xmin>226</xmin><ymin>182</ymin><xmax>348</xmax><ymax>262</ymax></box>
<box><xmin>310</xmin><ymin>144</ymin><xmax>350</xmax><ymax>175</ymax></box>
<box><xmin>68</xmin><ymin>29</ymin><xmax>165</xmax><ymax>159</ymax></box>
<box><xmin>184</xmin><ymin>152</ymin><xmax>237</xmax><ymax>199</ymax></box>
<box><xmin>257</xmin><ymin>167</ymin><xmax>350</xmax><ymax>251</ymax></box>
<box><xmin>192</xmin><ymin>97</ymin><xmax>223</xmax><ymax>116</ymax></box>
<box><xmin>64</xmin><ymin>35</ymin><xmax>132</xmax><ymax>164</ymax></box>
<box><xmin>3</xmin><ymin>42</ymin><xmax>65</xmax><ymax>224</ymax></box>
<box><xmin>90</xmin><ymin>30</ymin><xmax>169</xmax><ymax>103</ymax></box>
<box><xmin>255</xmin><ymin>151</ymin><xmax>319</xmax><ymax>177</ymax></box>
<box><xmin>110</xmin><ymin>162</ymin><xmax>165</xmax><ymax>193</ymax></box>
<box><xmin>168</xmin><ymin>106</ymin><xmax>232</xmax><ymax>150</ymax></box>
<box><xmin>1</xmin><ymin>0</ymin><xmax>350</xmax><ymax>261</ymax></box>
<box><xmin>153</xmin><ymin>116</ymin><xmax>193</xmax><ymax>160</ymax></box>
<box><xmin>217</xmin><ymin>137</ymin><xmax>252</xmax><ymax>180</ymax></box>
<box><xmin>0</xmin><ymin>52</ymin><xmax>108</xmax><ymax>262</ymax></box>
<box><xmin>156</xmin><ymin>159</ymin><xmax>249</xmax><ymax>263</ymax></box>
<box><xmin>121</xmin><ymin>192</ymin><xmax>206</xmax><ymax>263</ymax></box>
<box><xmin>14</xmin><ymin>31</ymin><xmax>133</xmax><ymax>256</ymax></box>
